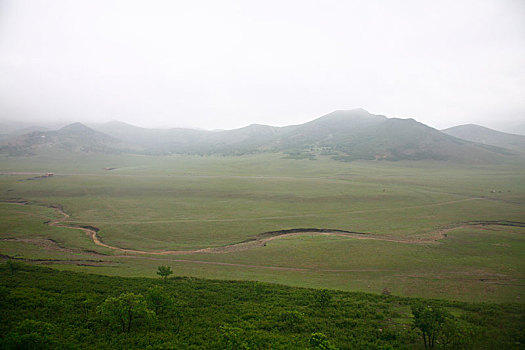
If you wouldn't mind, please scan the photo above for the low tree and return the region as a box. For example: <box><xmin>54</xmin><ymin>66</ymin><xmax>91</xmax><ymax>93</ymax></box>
<box><xmin>438</xmin><ymin>317</ymin><xmax>476</xmax><ymax>349</ymax></box>
<box><xmin>411</xmin><ymin>303</ymin><xmax>449</xmax><ymax>349</ymax></box>
<box><xmin>315</xmin><ymin>289</ymin><xmax>332</xmax><ymax>308</ymax></box>
<box><xmin>6</xmin><ymin>260</ymin><xmax>22</xmax><ymax>275</ymax></box>
<box><xmin>156</xmin><ymin>265</ymin><xmax>173</xmax><ymax>280</ymax></box>
<box><xmin>309</xmin><ymin>332</ymin><xmax>338</xmax><ymax>350</ymax></box>
<box><xmin>146</xmin><ymin>285</ymin><xmax>173</xmax><ymax>316</ymax></box>
<box><xmin>3</xmin><ymin>319</ymin><xmax>57</xmax><ymax>350</ymax></box>
<box><xmin>218</xmin><ymin>324</ymin><xmax>250</xmax><ymax>349</ymax></box>
<box><xmin>97</xmin><ymin>292</ymin><xmax>154</xmax><ymax>333</ymax></box>
<box><xmin>278</xmin><ymin>310</ymin><xmax>305</xmax><ymax>332</ymax></box>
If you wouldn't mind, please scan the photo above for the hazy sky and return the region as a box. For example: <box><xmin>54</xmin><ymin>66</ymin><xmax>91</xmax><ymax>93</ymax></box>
<box><xmin>1</xmin><ymin>0</ymin><xmax>524</xmax><ymax>130</ymax></box>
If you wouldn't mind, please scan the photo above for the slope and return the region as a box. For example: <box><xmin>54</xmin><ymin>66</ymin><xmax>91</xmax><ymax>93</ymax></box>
<box><xmin>0</xmin><ymin>122</ymin><xmax>140</xmax><ymax>156</ymax></box>
<box><xmin>269</xmin><ymin>111</ymin><xmax>513</xmax><ymax>162</ymax></box>
<box><xmin>328</xmin><ymin>118</ymin><xmax>513</xmax><ymax>162</ymax></box>
<box><xmin>443</xmin><ymin>124</ymin><xmax>525</xmax><ymax>153</ymax></box>
<box><xmin>3</xmin><ymin>110</ymin><xmax>521</xmax><ymax>163</ymax></box>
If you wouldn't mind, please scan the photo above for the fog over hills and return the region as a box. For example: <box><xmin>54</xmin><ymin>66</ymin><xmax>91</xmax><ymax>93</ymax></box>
<box><xmin>443</xmin><ymin>124</ymin><xmax>525</xmax><ymax>153</ymax></box>
<box><xmin>1</xmin><ymin>109</ymin><xmax>522</xmax><ymax>162</ymax></box>
<box><xmin>0</xmin><ymin>122</ymin><xmax>139</xmax><ymax>156</ymax></box>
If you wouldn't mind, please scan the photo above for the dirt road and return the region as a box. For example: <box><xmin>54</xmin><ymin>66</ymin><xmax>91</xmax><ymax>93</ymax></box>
<box><xmin>3</xmin><ymin>200</ymin><xmax>522</xmax><ymax>257</ymax></box>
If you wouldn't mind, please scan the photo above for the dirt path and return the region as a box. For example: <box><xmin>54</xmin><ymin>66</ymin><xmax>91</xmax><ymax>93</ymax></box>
<box><xmin>3</xmin><ymin>200</ymin><xmax>525</xmax><ymax>275</ymax></box>
<box><xmin>44</xmin><ymin>204</ymin><xmax>479</xmax><ymax>255</ymax></box>
<box><xmin>3</xmin><ymin>200</ymin><xmax>523</xmax><ymax>257</ymax></box>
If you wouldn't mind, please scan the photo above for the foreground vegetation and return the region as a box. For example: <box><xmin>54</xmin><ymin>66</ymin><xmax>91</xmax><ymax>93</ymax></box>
<box><xmin>1</xmin><ymin>264</ymin><xmax>524</xmax><ymax>349</ymax></box>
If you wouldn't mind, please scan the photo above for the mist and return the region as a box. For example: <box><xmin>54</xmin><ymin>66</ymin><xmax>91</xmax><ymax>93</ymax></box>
<box><xmin>1</xmin><ymin>0</ymin><xmax>524</xmax><ymax>131</ymax></box>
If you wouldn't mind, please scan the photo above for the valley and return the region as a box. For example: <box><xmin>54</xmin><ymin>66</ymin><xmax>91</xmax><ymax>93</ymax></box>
<box><xmin>2</xmin><ymin>2</ymin><xmax>524</xmax><ymax>346</ymax></box>
<box><xmin>1</xmin><ymin>150</ymin><xmax>524</xmax><ymax>303</ymax></box>
<box><xmin>1</xmin><ymin>111</ymin><xmax>525</xmax><ymax>349</ymax></box>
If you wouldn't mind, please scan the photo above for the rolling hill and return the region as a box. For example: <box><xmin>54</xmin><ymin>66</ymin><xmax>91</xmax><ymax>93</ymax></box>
<box><xmin>90</xmin><ymin>120</ymin><xmax>209</xmax><ymax>154</ymax></box>
<box><xmin>322</xmin><ymin>117</ymin><xmax>513</xmax><ymax>162</ymax></box>
<box><xmin>442</xmin><ymin>124</ymin><xmax>525</xmax><ymax>153</ymax></box>
<box><xmin>2</xmin><ymin>110</ymin><xmax>521</xmax><ymax>162</ymax></box>
<box><xmin>0</xmin><ymin>122</ymin><xmax>140</xmax><ymax>156</ymax></box>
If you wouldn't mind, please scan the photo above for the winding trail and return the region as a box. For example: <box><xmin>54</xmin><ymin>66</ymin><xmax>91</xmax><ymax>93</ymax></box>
<box><xmin>3</xmin><ymin>200</ymin><xmax>524</xmax><ymax>258</ymax></box>
<box><xmin>2</xmin><ymin>200</ymin><xmax>524</xmax><ymax>276</ymax></box>
<box><xmin>44</xmin><ymin>203</ymin><xmax>492</xmax><ymax>255</ymax></box>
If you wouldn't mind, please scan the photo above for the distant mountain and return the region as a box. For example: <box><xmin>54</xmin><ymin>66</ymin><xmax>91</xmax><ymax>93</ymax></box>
<box><xmin>270</xmin><ymin>113</ymin><xmax>511</xmax><ymax>162</ymax></box>
<box><xmin>442</xmin><ymin>124</ymin><xmax>525</xmax><ymax>153</ymax></box>
<box><xmin>265</xmin><ymin>109</ymin><xmax>387</xmax><ymax>152</ymax></box>
<box><xmin>9</xmin><ymin>126</ymin><xmax>50</xmax><ymax>135</ymax></box>
<box><xmin>93</xmin><ymin>121</ymin><xmax>285</xmax><ymax>155</ymax></box>
<box><xmin>90</xmin><ymin>109</ymin><xmax>516</xmax><ymax>162</ymax></box>
<box><xmin>0</xmin><ymin>120</ymin><xmax>68</xmax><ymax>134</ymax></box>
<box><xmin>2</xmin><ymin>110</ymin><xmax>521</xmax><ymax>162</ymax></box>
<box><xmin>0</xmin><ymin>122</ymin><xmax>140</xmax><ymax>156</ymax></box>
<box><xmin>90</xmin><ymin>121</ymin><xmax>209</xmax><ymax>154</ymax></box>
<box><xmin>482</xmin><ymin>120</ymin><xmax>525</xmax><ymax>136</ymax></box>
<box><xmin>91</xmin><ymin>110</ymin><xmax>386</xmax><ymax>156</ymax></box>
<box><xmin>0</xmin><ymin>122</ymin><xmax>55</xmax><ymax>144</ymax></box>
<box><xmin>194</xmin><ymin>124</ymin><xmax>281</xmax><ymax>155</ymax></box>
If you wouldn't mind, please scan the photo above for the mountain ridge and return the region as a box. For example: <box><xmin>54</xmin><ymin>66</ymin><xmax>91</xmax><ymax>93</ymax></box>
<box><xmin>0</xmin><ymin>122</ymin><xmax>140</xmax><ymax>156</ymax></box>
<box><xmin>1</xmin><ymin>110</ymin><xmax>522</xmax><ymax>163</ymax></box>
<box><xmin>442</xmin><ymin>124</ymin><xmax>525</xmax><ymax>153</ymax></box>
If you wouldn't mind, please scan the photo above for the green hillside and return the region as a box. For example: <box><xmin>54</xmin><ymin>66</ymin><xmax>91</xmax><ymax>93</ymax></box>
<box><xmin>1</xmin><ymin>264</ymin><xmax>523</xmax><ymax>349</ymax></box>
<box><xmin>3</xmin><ymin>110</ymin><xmax>523</xmax><ymax>162</ymax></box>
<box><xmin>329</xmin><ymin>118</ymin><xmax>512</xmax><ymax>162</ymax></box>
<box><xmin>91</xmin><ymin>109</ymin><xmax>519</xmax><ymax>162</ymax></box>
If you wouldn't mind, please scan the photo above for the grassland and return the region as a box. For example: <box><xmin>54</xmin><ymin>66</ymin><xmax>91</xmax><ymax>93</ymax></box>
<box><xmin>1</xmin><ymin>153</ymin><xmax>524</xmax><ymax>302</ymax></box>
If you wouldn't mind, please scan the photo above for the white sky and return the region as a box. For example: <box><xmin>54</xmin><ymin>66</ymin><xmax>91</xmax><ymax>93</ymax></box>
<box><xmin>0</xmin><ymin>0</ymin><xmax>524</xmax><ymax>130</ymax></box>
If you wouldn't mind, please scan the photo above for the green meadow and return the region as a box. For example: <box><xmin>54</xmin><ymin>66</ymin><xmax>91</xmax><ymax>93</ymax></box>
<box><xmin>1</xmin><ymin>153</ymin><xmax>524</xmax><ymax>302</ymax></box>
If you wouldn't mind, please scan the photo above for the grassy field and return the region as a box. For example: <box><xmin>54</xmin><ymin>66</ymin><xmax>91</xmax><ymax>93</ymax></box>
<box><xmin>1</xmin><ymin>153</ymin><xmax>524</xmax><ymax>302</ymax></box>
